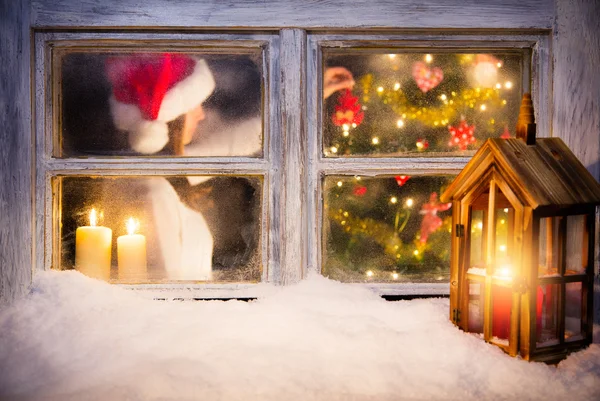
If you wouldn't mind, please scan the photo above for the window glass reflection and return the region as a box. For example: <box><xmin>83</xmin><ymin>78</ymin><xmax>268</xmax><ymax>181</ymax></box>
<box><xmin>59</xmin><ymin>52</ymin><xmax>263</xmax><ymax>157</ymax></box>
<box><xmin>59</xmin><ymin>176</ymin><xmax>262</xmax><ymax>282</ymax></box>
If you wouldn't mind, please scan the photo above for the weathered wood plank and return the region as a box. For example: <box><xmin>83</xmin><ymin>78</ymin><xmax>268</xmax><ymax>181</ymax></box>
<box><xmin>31</xmin><ymin>0</ymin><xmax>554</xmax><ymax>29</ymax></box>
<box><xmin>280</xmin><ymin>29</ymin><xmax>307</xmax><ymax>284</ymax></box>
<box><xmin>553</xmin><ymin>0</ymin><xmax>600</xmax><ymax>182</ymax></box>
<box><xmin>0</xmin><ymin>0</ymin><xmax>32</xmax><ymax>304</ymax></box>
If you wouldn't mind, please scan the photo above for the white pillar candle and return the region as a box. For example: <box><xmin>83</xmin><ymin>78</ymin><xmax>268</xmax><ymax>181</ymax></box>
<box><xmin>75</xmin><ymin>208</ymin><xmax>112</xmax><ymax>281</ymax></box>
<box><xmin>117</xmin><ymin>217</ymin><xmax>147</xmax><ymax>281</ymax></box>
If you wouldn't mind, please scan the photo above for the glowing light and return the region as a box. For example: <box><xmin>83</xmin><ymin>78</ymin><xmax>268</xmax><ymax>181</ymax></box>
<box><xmin>498</xmin><ymin>265</ymin><xmax>512</xmax><ymax>278</ymax></box>
<box><xmin>372</xmin><ymin>137</ymin><xmax>380</xmax><ymax>145</ymax></box>
<box><xmin>500</xmin><ymin>219</ymin><xmax>505</xmax><ymax>224</ymax></box>
<box><xmin>504</xmin><ymin>81</ymin><xmax>513</xmax><ymax>89</ymax></box>
<box><xmin>495</xmin><ymin>83</ymin><xmax>502</xmax><ymax>89</ymax></box>
<box><xmin>366</xmin><ymin>270</ymin><xmax>374</xmax><ymax>277</ymax></box>
<box><xmin>392</xmin><ymin>272</ymin><xmax>399</xmax><ymax>280</ymax></box>
<box><xmin>396</xmin><ymin>119</ymin><xmax>405</xmax><ymax>128</ymax></box>
<box><xmin>343</xmin><ymin>131</ymin><xmax>349</xmax><ymax>137</ymax></box>
<box><xmin>337</xmin><ymin>181</ymin><xmax>343</xmax><ymax>187</ymax></box>
<box><xmin>355</xmin><ymin>176</ymin><xmax>361</xmax><ymax>181</ymax></box>
<box><xmin>393</xmin><ymin>82</ymin><xmax>401</xmax><ymax>91</ymax></box>
<box><xmin>388</xmin><ymin>54</ymin><xmax>396</xmax><ymax>59</ymax></box>
<box><xmin>440</xmin><ymin>94</ymin><xmax>447</xmax><ymax>100</ymax></box>
<box><xmin>126</xmin><ymin>217</ymin><xmax>138</xmax><ymax>235</ymax></box>
<box><xmin>405</xmin><ymin>198</ymin><xmax>414</xmax><ymax>207</ymax></box>
<box><xmin>497</xmin><ymin>62</ymin><xmax>502</xmax><ymax>68</ymax></box>
<box><xmin>425</xmin><ymin>54</ymin><xmax>433</xmax><ymax>63</ymax></box>
<box><xmin>343</xmin><ymin>211</ymin><xmax>349</xmax><ymax>217</ymax></box>
<box><xmin>330</xmin><ymin>146</ymin><xmax>338</xmax><ymax>154</ymax></box>
<box><xmin>480</xmin><ymin>104</ymin><xmax>487</xmax><ymax>111</ymax></box>
<box><xmin>341</xmin><ymin>220</ymin><xmax>346</xmax><ymax>225</ymax></box>
<box><xmin>476</xmin><ymin>221</ymin><xmax>483</xmax><ymax>230</ymax></box>
<box><xmin>342</xmin><ymin>124</ymin><xmax>350</xmax><ymax>131</ymax></box>
<box><xmin>504</xmin><ymin>208</ymin><xmax>509</xmax><ymax>213</ymax></box>
<box><xmin>499</xmin><ymin>244</ymin><xmax>507</xmax><ymax>252</ymax></box>
<box><xmin>89</xmin><ymin>208</ymin><xmax>98</xmax><ymax>227</ymax></box>
<box><xmin>413</xmin><ymin>250</ymin><xmax>419</xmax><ymax>256</ymax></box>
<box><xmin>351</xmin><ymin>123</ymin><xmax>357</xmax><ymax>128</ymax></box>
<box><xmin>390</xmin><ymin>196</ymin><xmax>398</xmax><ymax>204</ymax></box>
<box><xmin>377</xmin><ymin>86</ymin><xmax>384</xmax><ymax>93</ymax></box>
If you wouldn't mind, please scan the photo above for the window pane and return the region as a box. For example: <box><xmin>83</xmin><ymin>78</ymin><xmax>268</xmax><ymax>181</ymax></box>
<box><xmin>323</xmin><ymin>51</ymin><xmax>523</xmax><ymax>157</ymax></box>
<box><xmin>536</xmin><ymin>284</ymin><xmax>559</xmax><ymax>347</ymax></box>
<box><xmin>565</xmin><ymin>215</ymin><xmax>587</xmax><ymax>275</ymax></box>
<box><xmin>565</xmin><ymin>282</ymin><xmax>583</xmax><ymax>341</ymax></box>
<box><xmin>57</xmin><ymin>51</ymin><xmax>263</xmax><ymax>158</ymax></box>
<box><xmin>58</xmin><ymin>175</ymin><xmax>262</xmax><ymax>283</ymax></box>
<box><xmin>322</xmin><ymin>175</ymin><xmax>454</xmax><ymax>282</ymax></box>
<box><xmin>493</xmin><ymin>189</ymin><xmax>514</xmax><ymax>277</ymax></box>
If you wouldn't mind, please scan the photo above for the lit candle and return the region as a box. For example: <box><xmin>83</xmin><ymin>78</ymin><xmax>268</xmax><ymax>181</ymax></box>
<box><xmin>117</xmin><ymin>217</ymin><xmax>147</xmax><ymax>281</ymax></box>
<box><xmin>75</xmin><ymin>208</ymin><xmax>112</xmax><ymax>280</ymax></box>
<box><xmin>492</xmin><ymin>264</ymin><xmax>513</xmax><ymax>340</ymax></box>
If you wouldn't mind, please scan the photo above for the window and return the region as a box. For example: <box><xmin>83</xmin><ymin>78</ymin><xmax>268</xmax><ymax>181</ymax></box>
<box><xmin>36</xmin><ymin>30</ymin><xmax>550</xmax><ymax>296</ymax></box>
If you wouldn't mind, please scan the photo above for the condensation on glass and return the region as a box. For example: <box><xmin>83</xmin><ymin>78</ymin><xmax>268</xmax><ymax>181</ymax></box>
<box><xmin>322</xmin><ymin>50</ymin><xmax>524</xmax><ymax>157</ymax></box>
<box><xmin>56</xmin><ymin>50</ymin><xmax>264</xmax><ymax>158</ymax></box>
<box><xmin>56</xmin><ymin>175</ymin><xmax>262</xmax><ymax>283</ymax></box>
<box><xmin>322</xmin><ymin>175</ymin><xmax>454</xmax><ymax>283</ymax></box>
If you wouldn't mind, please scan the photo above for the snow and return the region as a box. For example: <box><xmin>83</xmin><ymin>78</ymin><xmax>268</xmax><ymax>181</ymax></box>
<box><xmin>1</xmin><ymin>271</ymin><xmax>599</xmax><ymax>401</ymax></box>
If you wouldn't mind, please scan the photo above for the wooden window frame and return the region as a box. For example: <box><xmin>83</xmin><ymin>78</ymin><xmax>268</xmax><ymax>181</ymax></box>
<box><xmin>33</xmin><ymin>29</ymin><xmax>552</xmax><ymax>298</ymax></box>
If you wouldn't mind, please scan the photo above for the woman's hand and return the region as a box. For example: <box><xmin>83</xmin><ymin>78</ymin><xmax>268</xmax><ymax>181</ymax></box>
<box><xmin>323</xmin><ymin>67</ymin><xmax>355</xmax><ymax>99</ymax></box>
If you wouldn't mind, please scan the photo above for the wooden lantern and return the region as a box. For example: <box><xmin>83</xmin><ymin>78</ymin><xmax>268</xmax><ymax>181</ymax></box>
<box><xmin>441</xmin><ymin>94</ymin><xmax>600</xmax><ymax>363</ymax></box>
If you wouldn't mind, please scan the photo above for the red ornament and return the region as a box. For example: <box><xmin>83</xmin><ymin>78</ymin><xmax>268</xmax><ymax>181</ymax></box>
<box><xmin>500</xmin><ymin>125</ymin><xmax>511</xmax><ymax>139</ymax></box>
<box><xmin>412</xmin><ymin>62</ymin><xmax>444</xmax><ymax>93</ymax></box>
<box><xmin>353</xmin><ymin>186</ymin><xmax>367</xmax><ymax>196</ymax></box>
<box><xmin>416</xmin><ymin>139</ymin><xmax>429</xmax><ymax>151</ymax></box>
<box><xmin>332</xmin><ymin>89</ymin><xmax>364</xmax><ymax>127</ymax></box>
<box><xmin>448</xmin><ymin>119</ymin><xmax>476</xmax><ymax>150</ymax></box>
<box><xmin>395</xmin><ymin>175</ymin><xmax>410</xmax><ymax>186</ymax></box>
<box><xmin>419</xmin><ymin>192</ymin><xmax>452</xmax><ymax>244</ymax></box>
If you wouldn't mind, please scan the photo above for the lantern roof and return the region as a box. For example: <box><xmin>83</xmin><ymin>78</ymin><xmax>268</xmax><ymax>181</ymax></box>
<box><xmin>441</xmin><ymin>137</ymin><xmax>600</xmax><ymax>209</ymax></box>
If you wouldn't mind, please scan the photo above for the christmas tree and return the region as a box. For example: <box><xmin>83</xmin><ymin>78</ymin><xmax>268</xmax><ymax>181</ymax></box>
<box><xmin>322</xmin><ymin>52</ymin><xmax>523</xmax><ymax>283</ymax></box>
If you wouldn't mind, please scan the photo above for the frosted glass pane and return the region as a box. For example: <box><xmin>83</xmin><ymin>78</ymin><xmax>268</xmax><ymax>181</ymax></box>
<box><xmin>58</xmin><ymin>176</ymin><xmax>262</xmax><ymax>283</ymax></box>
<box><xmin>322</xmin><ymin>175</ymin><xmax>454</xmax><ymax>283</ymax></box>
<box><xmin>58</xmin><ymin>51</ymin><xmax>263</xmax><ymax>158</ymax></box>
<box><xmin>322</xmin><ymin>51</ymin><xmax>523</xmax><ymax>157</ymax></box>
<box><xmin>536</xmin><ymin>284</ymin><xmax>559</xmax><ymax>347</ymax></box>
<box><xmin>565</xmin><ymin>215</ymin><xmax>587</xmax><ymax>275</ymax></box>
<box><xmin>565</xmin><ymin>282</ymin><xmax>583</xmax><ymax>341</ymax></box>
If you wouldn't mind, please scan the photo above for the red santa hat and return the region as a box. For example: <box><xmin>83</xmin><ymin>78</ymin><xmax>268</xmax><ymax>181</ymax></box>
<box><xmin>106</xmin><ymin>53</ymin><xmax>215</xmax><ymax>153</ymax></box>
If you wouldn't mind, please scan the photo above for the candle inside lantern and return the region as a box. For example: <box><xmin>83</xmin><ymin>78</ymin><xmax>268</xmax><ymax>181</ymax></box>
<box><xmin>492</xmin><ymin>264</ymin><xmax>513</xmax><ymax>340</ymax></box>
<box><xmin>117</xmin><ymin>217</ymin><xmax>147</xmax><ymax>281</ymax></box>
<box><xmin>75</xmin><ymin>208</ymin><xmax>112</xmax><ymax>281</ymax></box>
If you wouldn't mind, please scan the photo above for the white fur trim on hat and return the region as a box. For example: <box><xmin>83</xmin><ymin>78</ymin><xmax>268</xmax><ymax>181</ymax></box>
<box><xmin>109</xmin><ymin>58</ymin><xmax>215</xmax><ymax>154</ymax></box>
<box><xmin>128</xmin><ymin>120</ymin><xmax>170</xmax><ymax>154</ymax></box>
<box><xmin>157</xmin><ymin>59</ymin><xmax>215</xmax><ymax>122</ymax></box>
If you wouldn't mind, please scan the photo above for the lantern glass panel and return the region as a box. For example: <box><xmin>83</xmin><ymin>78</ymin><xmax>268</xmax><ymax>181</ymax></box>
<box><xmin>538</xmin><ymin>217</ymin><xmax>560</xmax><ymax>277</ymax></box>
<box><xmin>57</xmin><ymin>175</ymin><xmax>263</xmax><ymax>283</ymax></box>
<box><xmin>565</xmin><ymin>215</ymin><xmax>587</xmax><ymax>275</ymax></box>
<box><xmin>469</xmin><ymin>209</ymin><xmax>485</xmax><ymax>271</ymax></box>
<box><xmin>493</xmin><ymin>189</ymin><xmax>514</xmax><ymax>276</ymax></box>
<box><xmin>468</xmin><ymin>280</ymin><xmax>485</xmax><ymax>333</ymax></box>
<box><xmin>565</xmin><ymin>282</ymin><xmax>583</xmax><ymax>341</ymax></box>
<box><xmin>536</xmin><ymin>283</ymin><xmax>560</xmax><ymax>347</ymax></box>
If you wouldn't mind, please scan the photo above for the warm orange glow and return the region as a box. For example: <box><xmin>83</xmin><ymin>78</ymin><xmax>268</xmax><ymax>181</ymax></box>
<box><xmin>89</xmin><ymin>208</ymin><xmax>98</xmax><ymax>227</ymax></box>
<box><xmin>126</xmin><ymin>218</ymin><xmax>139</xmax><ymax>236</ymax></box>
<box><xmin>497</xmin><ymin>265</ymin><xmax>512</xmax><ymax>278</ymax></box>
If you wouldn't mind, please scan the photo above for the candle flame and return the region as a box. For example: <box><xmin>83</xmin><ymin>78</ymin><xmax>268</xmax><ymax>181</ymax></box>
<box><xmin>89</xmin><ymin>208</ymin><xmax>98</xmax><ymax>227</ymax></box>
<box><xmin>498</xmin><ymin>265</ymin><xmax>512</xmax><ymax>278</ymax></box>
<box><xmin>126</xmin><ymin>217</ymin><xmax>138</xmax><ymax>235</ymax></box>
